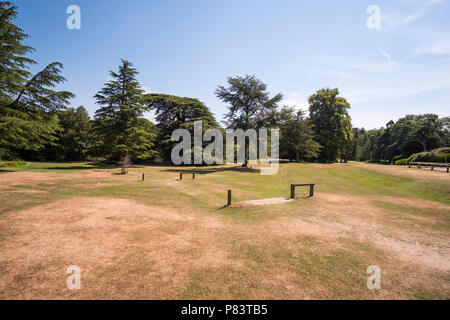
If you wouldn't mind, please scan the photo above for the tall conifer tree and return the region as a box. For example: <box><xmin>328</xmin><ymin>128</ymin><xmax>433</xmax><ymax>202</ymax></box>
<box><xmin>93</xmin><ymin>59</ymin><xmax>156</xmax><ymax>161</ymax></box>
<box><xmin>0</xmin><ymin>1</ymin><xmax>74</xmax><ymax>159</ymax></box>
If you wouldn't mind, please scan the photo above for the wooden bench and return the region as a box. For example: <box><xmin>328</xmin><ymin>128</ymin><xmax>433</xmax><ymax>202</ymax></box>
<box><xmin>179</xmin><ymin>172</ymin><xmax>196</xmax><ymax>180</ymax></box>
<box><xmin>409</xmin><ymin>162</ymin><xmax>449</xmax><ymax>172</ymax></box>
<box><xmin>290</xmin><ymin>184</ymin><xmax>315</xmax><ymax>199</ymax></box>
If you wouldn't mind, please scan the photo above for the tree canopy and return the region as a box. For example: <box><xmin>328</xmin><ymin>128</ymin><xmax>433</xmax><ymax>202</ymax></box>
<box><xmin>1</xmin><ymin>2</ymin><xmax>448</xmax><ymax>166</ymax></box>
<box><xmin>359</xmin><ymin>114</ymin><xmax>449</xmax><ymax>163</ymax></box>
<box><xmin>147</xmin><ymin>93</ymin><xmax>219</xmax><ymax>162</ymax></box>
<box><xmin>277</xmin><ymin>107</ymin><xmax>321</xmax><ymax>162</ymax></box>
<box><xmin>216</xmin><ymin>75</ymin><xmax>283</xmax><ymax>166</ymax></box>
<box><xmin>0</xmin><ymin>2</ymin><xmax>74</xmax><ymax>159</ymax></box>
<box><xmin>308</xmin><ymin>88</ymin><xmax>353</xmax><ymax>162</ymax></box>
<box><xmin>93</xmin><ymin>59</ymin><xmax>157</xmax><ymax>161</ymax></box>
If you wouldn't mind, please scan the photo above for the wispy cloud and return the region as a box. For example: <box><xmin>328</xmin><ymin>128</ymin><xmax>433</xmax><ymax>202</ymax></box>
<box><xmin>379</xmin><ymin>48</ymin><xmax>395</xmax><ymax>65</ymax></box>
<box><xmin>382</xmin><ymin>0</ymin><xmax>446</xmax><ymax>31</ymax></box>
<box><xmin>341</xmin><ymin>59</ymin><xmax>450</xmax><ymax>104</ymax></box>
<box><xmin>415</xmin><ymin>41</ymin><xmax>450</xmax><ymax>55</ymax></box>
<box><xmin>425</xmin><ymin>0</ymin><xmax>445</xmax><ymax>6</ymax></box>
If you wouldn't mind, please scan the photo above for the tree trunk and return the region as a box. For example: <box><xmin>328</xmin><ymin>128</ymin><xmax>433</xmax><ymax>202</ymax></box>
<box><xmin>296</xmin><ymin>150</ymin><xmax>300</xmax><ymax>163</ymax></box>
<box><xmin>242</xmin><ymin>109</ymin><xmax>249</xmax><ymax>167</ymax></box>
<box><xmin>242</xmin><ymin>138</ymin><xmax>249</xmax><ymax>167</ymax></box>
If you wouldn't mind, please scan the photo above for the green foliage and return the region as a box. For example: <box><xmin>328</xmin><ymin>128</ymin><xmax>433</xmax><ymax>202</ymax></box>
<box><xmin>438</xmin><ymin>153</ymin><xmax>450</xmax><ymax>162</ymax></box>
<box><xmin>0</xmin><ymin>1</ymin><xmax>35</xmax><ymax>100</ymax></box>
<box><xmin>93</xmin><ymin>59</ymin><xmax>157</xmax><ymax>161</ymax></box>
<box><xmin>0</xmin><ymin>160</ymin><xmax>25</xmax><ymax>167</ymax></box>
<box><xmin>0</xmin><ymin>2</ymin><xmax>74</xmax><ymax>159</ymax></box>
<box><xmin>216</xmin><ymin>75</ymin><xmax>282</xmax><ymax>166</ymax></box>
<box><xmin>407</xmin><ymin>147</ymin><xmax>450</xmax><ymax>163</ymax></box>
<box><xmin>43</xmin><ymin>106</ymin><xmax>92</xmax><ymax>161</ymax></box>
<box><xmin>216</xmin><ymin>75</ymin><xmax>283</xmax><ymax>129</ymax></box>
<box><xmin>359</xmin><ymin>114</ymin><xmax>448</xmax><ymax>163</ymax></box>
<box><xmin>1</xmin><ymin>2</ymin><xmax>446</xmax><ymax>166</ymax></box>
<box><xmin>277</xmin><ymin>107</ymin><xmax>321</xmax><ymax>161</ymax></box>
<box><xmin>394</xmin><ymin>158</ymin><xmax>408</xmax><ymax>165</ymax></box>
<box><xmin>308</xmin><ymin>88</ymin><xmax>352</xmax><ymax>162</ymax></box>
<box><xmin>147</xmin><ymin>93</ymin><xmax>219</xmax><ymax>163</ymax></box>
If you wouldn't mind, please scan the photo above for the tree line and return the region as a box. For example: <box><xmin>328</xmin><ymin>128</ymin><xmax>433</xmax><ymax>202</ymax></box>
<box><xmin>1</xmin><ymin>2</ymin><xmax>449</xmax><ymax>165</ymax></box>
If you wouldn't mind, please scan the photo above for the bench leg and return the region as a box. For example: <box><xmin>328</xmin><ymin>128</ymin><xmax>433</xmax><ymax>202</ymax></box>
<box><xmin>290</xmin><ymin>184</ymin><xmax>295</xmax><ymax>199</ymax></box>
<box><xmin>309</xmin><ymin>185</ymin><xmax>314</xmax><ymax>197</ymax></box>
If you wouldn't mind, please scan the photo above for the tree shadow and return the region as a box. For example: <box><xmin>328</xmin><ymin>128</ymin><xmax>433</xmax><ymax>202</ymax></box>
<box><xmin>39</xmin><ymin>161</ymin><xmax>115</xmax><ymax>171</ymax></box>
<box><xmin>163</xmin><ymin>166</ymin><xmax>260</xmax><ymax>175</ymax></box>
<box><xmin>0</xmin><ymin>169</ymin><xmax>14</xmax><ymax>173</ymax></box>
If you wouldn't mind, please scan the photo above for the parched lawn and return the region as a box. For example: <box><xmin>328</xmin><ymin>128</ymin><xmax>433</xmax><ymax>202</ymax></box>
<box><xmin>0</xmin><ymin>161</ymin><xmax>449</xmax><ymax>299</ymax></box>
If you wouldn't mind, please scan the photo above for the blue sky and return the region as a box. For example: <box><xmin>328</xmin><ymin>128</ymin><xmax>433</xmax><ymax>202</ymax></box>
<box><xmin>12</xmin><ymin>0</ymin><xmax>450</xmax><ymax>129</ymax></box>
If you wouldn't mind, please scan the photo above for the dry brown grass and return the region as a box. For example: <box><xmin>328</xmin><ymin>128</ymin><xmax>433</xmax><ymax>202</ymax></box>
<box><xmin>352</xmin><ymin>162</ymin><xmax>450</xmax><ymax>180</ymax></box>
<box><xmin>0</xmin><ymin>163</ymin><xmax>449</xmax><ymax>299</ymax></box>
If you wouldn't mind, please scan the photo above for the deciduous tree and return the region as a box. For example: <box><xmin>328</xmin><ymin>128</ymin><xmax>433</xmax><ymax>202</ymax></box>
<box><xmin>308</xmin><ymin>88</ymin><xmax>352</xmax><ymax>162</ymax></box>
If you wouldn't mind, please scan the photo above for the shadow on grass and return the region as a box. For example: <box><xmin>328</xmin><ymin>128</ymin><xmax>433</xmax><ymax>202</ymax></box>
<box><xmin>163</xmin><ymin>166</ymin><xmax>260</xmax><ymax>175</ymax></box>
<box><xmin>39</xmin><ymin>161</ymin><xmax>116</xmax><ymax>171</ymax></box>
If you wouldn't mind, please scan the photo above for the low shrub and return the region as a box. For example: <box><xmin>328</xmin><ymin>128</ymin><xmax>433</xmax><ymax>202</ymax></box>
<box><xmin>438</xmin><ymin>153</ymin><xmax>450</xmax><ymax>162</ymax></box>
<box><xmin>0</xmin><ymin>160</ymin><xmax>26</xmax><ymax>168</ymax></box>
<box><xmin>394</xmin><ymin>158</ymin><xmax>408</xmax><ymax>165</ymax></box>
<box><xmin>408</xmin><ymin>147</ymin><xmax>450</xmax><ymax>163</ymax></box>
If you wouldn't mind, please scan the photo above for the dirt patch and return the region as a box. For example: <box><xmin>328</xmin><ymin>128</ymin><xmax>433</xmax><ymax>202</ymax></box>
<box><xmin>0</xmin><ymin>184</ymin><xmax>448</xmax><ymax>299</ymax></box>
<box><xmin>236</xmin><ymin>198</ymin><xmax>294</xmax><ymax>206</ymax></box>
<box><xmin>317</xmin><ymin>192</ymin><xmax>450</xmax><ymax>211</ymax></box>
<box><xmin>309</xmin><ymin>163</ymin><xmax>341</xmax><ymax>168</ymax></box>
<box><xmin>0</xmin><ymin>171</ymin><xmax>108</xmax><ymax>188</ymax></box>
<box><xmin>0</xmin><ymin>197</ymin><xmax>233</xmax><ymax>299</ymax></box>
<box><xmin>253</xmin><ymin>191</ymin><xmax>450</xmax><ymax>299</ymax></box>
<box><xmin>69</xmin><ymin>183</ymin><xmax>120</xmax><ymax>189</ymax></box>
<box><xmin>0</xmin><ymin>170</ymin><xmax>148</xmax><ymax>190</ymax></box>
<box><xmin>2</xmin><ymin>189</ymin><xmax>48</xmax><ymax>194</ymax></box>
<box><xmin>309</xmin><ymin>193</ymin><xmax>450</xmax><ymax>272</ymax></box>
<box><xmin>374</xmin><ymin>195</ymin><xmax>450</xmax><ymax>211</ymax></box>
<box><xmin>0</xmin><ymin>172</ymin><xmax>64</xmax><ymax>188</ymax></box>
